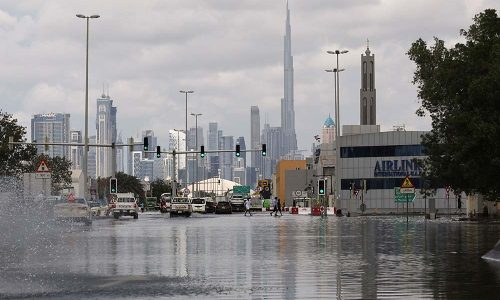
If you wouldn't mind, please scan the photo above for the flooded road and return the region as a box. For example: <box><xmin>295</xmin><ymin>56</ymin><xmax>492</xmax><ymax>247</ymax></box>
<box><xmin>1</xmin><ymin>212</ymin><xmax>499</xmax><ymax>299</ymax></box>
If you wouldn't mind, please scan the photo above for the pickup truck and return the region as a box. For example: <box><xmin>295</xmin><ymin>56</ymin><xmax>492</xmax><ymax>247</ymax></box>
<box><xmin>111</xmin><ymin>193</ymin><xmax>139</xmax><ymax>219</ymax></box>
<box><xmin>229</xmin><ymin>194</ymin><xmax>245</xmax><ymax>212</ymax></box>
<box><xmin>170</xmin><ymin>197</ymin><xmax>192</xmax><ymax>217</ymax></box>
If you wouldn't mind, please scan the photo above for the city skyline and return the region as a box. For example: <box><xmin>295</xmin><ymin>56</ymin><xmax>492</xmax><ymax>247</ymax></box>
<box><xmin>2</xmin><ymin>1</ymin><xmax>496</xmax><ymax>152</ymax></box>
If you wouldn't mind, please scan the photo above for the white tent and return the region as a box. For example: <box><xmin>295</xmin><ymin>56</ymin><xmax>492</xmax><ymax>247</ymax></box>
<box><xmin>185</xmin><ymin>178</ymin><xmax>253</xmax><ymax>196</ymax></box>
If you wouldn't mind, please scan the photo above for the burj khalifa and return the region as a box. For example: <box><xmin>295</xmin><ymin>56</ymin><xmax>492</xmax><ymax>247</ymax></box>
<box><xmin>281</xmin><ymin>1</ymin><xmax>298</xmax><ymax>157</ymax></box>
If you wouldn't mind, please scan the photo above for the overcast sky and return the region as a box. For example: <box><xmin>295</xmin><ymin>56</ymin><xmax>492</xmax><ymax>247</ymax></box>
<box><xmin>0</xmin><ymin>0</ymin><xmax>497</xmax><ymax>153</ymax></box>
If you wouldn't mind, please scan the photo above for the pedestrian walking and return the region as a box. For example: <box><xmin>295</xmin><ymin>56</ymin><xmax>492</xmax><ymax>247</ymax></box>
<box><xmin>276</xmin><ymin>198</ymin><xmax>283</xmax><ymax>216</ymax></box>
<box><xmin>271</xmin><ymin>197</ymin><xmax>278</xmax><ymax>216</ymax></box>
<box><xmin>244</xmin><ymin>198</ymin><xmax>252</xmax><ymax>216</ymax></box>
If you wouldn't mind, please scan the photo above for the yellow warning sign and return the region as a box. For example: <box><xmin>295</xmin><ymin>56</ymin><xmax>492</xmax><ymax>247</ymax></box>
<box><xmin>400</xmin><ymin>176</ymin><xmax>414</xmax><ymax>189</ymax></box>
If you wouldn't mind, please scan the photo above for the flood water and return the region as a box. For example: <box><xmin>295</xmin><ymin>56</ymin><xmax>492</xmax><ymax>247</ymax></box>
<box><xmin>1</xmin><ymin>212</ymin><xmax>499</xmax><ymax>299</ymax></box>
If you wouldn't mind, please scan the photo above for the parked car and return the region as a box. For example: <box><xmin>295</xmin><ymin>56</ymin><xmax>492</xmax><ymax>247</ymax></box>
<box><xmin>53</xmin><ymin>196</ymin><xmax>92</xmax><ymax>225</ymax></box>
<box><xmin>205</xmin><ymin>198</ymin><xmax>215</xmax><ymax>213</ymax></box>
<box><xmin>215</xmin><ymin>200</ymin><xmax>232</xmax><ymax>214</ymax></box>
<box><xmin>191</xmin><ymin>197</ymin><xmax>206</xmax><ymax>213</ymax></box>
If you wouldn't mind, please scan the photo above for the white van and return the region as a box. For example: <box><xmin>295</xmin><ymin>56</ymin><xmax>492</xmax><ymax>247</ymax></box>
<box><xmin>191</xmin><ymin>198</ymin><xmax>206</xmax><ymax>213</ymax></box>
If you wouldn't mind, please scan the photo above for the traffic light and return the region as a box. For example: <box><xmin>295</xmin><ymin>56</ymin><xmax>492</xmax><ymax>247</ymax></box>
<box><xmin>200</xmin><ymin>145</ymin><xmax>205</xmax><ymax>158</ymax></box>
<box><xmin>156</xmin><ymin>146</ymin><xmax>161</xmax><ymax>158</ymax></box>
<box><xmin>261</xmin><ymin>143</ymin><xmax>267</xmax><ymax>156</ymax></box>
<box><xmin>110</xmin><ymin>178</ymin><xmax>118</xmax><ymax>193</ymax></box>
<box><xmin>318</xmin><ymin>179</ymin><xmax>325</xmax><ymax>195</ymax></box>
<box><xmin>143</xmin><ymin>137</ymin><xmax>149</xmax><ymax>151</ymax></box>
<box><xmin>235</xmin><ymin>144</ymin><xmax>240</xmax><ymax>157</ymax></box>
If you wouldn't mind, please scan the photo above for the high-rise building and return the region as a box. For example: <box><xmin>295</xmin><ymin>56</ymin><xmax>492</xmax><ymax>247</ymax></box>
<box><xmin>261</xmin><ymin>123</ymin><xmax>282</xmax><ymax>179</ymax></box>
<box><xmin>168</xmin><ymin>129</ymin><xmax>186</xmax><ymax>182</ymax></box>
<box><xmin>250</xmin><ymin>106</ymin><xmax>261</xmax><ymax>169</ymax></box>
<box><xmin>232</xmin><ymin>157</ymin><xmax>246</xmax><ymax>185</ymax></box>
<box><xmin>142</xmin><ymin>130</ymin><xmax>157</xmax><ymax>160</ymax></box>
<box><xmin>96</xmin><ymin>94</ymin><xmax>117</xmax><ymax>177</ymax></box>
<box><xmin>360</xmin><ymin>44</ymin><xmax>376</xmax><ymax>125</ymax></box>
<box><xmin>31</xmin><ymin>113</ymin><xmax>70</xmax><ymax>158</ymax></box>
<box><xmin>88</xmin><ymin>135</ymin><xmax>97</xmax><ymax>179</ymax></box>
<box><xmin>236</xmin><ymin>136</ymin><xmax>246</xmax><ymax>168</ymax></box>
<box><xmin>322</xmin><ymin>115</ymin><xmax>336</xmax><ymax>144</ymax></box>
<box><xmin>115</xmin><ymin>134</ymin><xmax>125</xmax><ymax>173</ymax></box>
<box><xmin>187</xmin><ymin>126</ymin><xmax>204</xmax><ymax>151</ymax></box>
<box><xmin>219</xmin><ymin>136</ymin><xmax>234</xmax><ymax>181</ymax></box>
<box><xmin>70</xmin><ymin>130</ymin><xmax>83</xmax><ymax>170</ymax></box>
<box><xmin>281</xmin><ymin>1</ymin><xmax>298</xmax><ymax>157</ymax></box>
<box><xmin>208</xmin><ymin>122</ymin><xmax>219</xmax><ymax>175</ymax></box>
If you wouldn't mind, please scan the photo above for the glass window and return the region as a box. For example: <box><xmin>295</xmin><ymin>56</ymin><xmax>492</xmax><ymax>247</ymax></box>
<box><xmin>340</xmin><ymin>145</ymin><xmax>425</xmax><ymax>158</ymax></box>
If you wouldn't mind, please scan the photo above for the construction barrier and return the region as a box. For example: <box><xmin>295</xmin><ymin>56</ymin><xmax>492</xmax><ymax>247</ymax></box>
<box><xmin>298</xmin><ymin>207</ymin><xmax>311</xmax><ymax>215</ymax></box>
<box><xmin>312</xmin><ymin>207</ymin><xmax>322</xmax><ymax>216</ymax></box>
<box><xmin>326</xmin><ymin>207</ymin><xmax>336</xmax><ymax>215</ymax></box>
<box><xmin>291</xmin><ymin>207</ymin><xmax>298</xmax><ymax>214</ymax></box>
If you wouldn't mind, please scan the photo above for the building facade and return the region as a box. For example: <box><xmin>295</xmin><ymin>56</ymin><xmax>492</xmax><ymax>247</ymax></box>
<box><xmin>95</xmin><ymin>94</ymin><xmax>117</xmax><ymax>177</ymax></box>
<box><xmin>336</xmin><ymin>130</ymin><xmax>453</xmax><ymax>214</ymax></box>
<box><xmin>70</xmin><ymin>130</ymin><xmax>83</xmax><ymax>170</ymax></box>
<box><xmin>31</xmin><ymin>113</ymin><xmax>70</xmax><ymax>158</ymax></box>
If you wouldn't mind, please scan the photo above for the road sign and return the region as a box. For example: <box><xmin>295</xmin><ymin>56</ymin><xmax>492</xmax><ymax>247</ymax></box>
<box><xmin>35</xmin><ymin>173</ymin><xmax>51</xmax><ymax>179</ymax></box>
<box><xmin>183</xmin><ymin>188</ymin><xmax>190</xmax><ymax>196</ymax></box>
<box><xmin>233</xmin><ymin>185</ymin><xmax>250</xmax><ymax>194</ymax></box>
<box><xmin>394</xmin><ymin>187</ymin><xmax>416</xmax><ymax>203</ymax></box>
<box><xmin>292</xmin><ymin>190</ymin><xmax>307</xmax><ymax>198</ymax></box>
<box><xmin>400</xmin><ymin>187</ymin><xmax>415</xmax><ymax>194</ymax></box>
<box><xmin>401</xmin><ymin>176</ymin><xmax>414</xmax><ymax>189</ymax></box>
<box><xmin>36</xmin><ymin>160</ymin><xmax>50</xmax><ymax>172</ymax></box>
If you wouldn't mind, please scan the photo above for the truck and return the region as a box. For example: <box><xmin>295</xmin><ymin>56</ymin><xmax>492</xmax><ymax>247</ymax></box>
<box><xmin>230</xmin><ymin>185</ymin><xmax>251</xmax><ymax>212</ymax></box>
<box><xmin>110</xmin><ymin>193</ymin><xmax>139</xmax><ymax>219</ymax></box>
<box><xmin>170</xmin><ymin>197</ymin><xmax>192</xmax><ymax>217</ymax></box>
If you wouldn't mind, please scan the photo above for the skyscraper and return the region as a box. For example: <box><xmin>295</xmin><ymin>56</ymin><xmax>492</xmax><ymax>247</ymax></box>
<box><xmin>219</xmin><ymin>135</ymin><xmax>234</xmax><ymax>180</ymax></box>
<box><xmin>236</xmin><ymin>136</ymin><xmax>246</xmax><ymax>168</ymax></box>
<box><xmin>88</xmin><ymin>135</ymin><xmax>97</xmax><ymax>179</ymax></box>
<box><xmin>96</xmin><ymin>94</ymin><xmax>117</xmax><ymax>177</ymax></box>
<box><xmin>250</xmin><ymin>106</ymin><xmax>261</xmax><ymax>169</ymax></box>
<box><xmin>31</xmin><ymin>113</ymin><xmax>70</xmax><ymax>158</ymax></box>
<box><xmin>281</xmin><ymin>1</ymin><xmax>298</xmax><ymax>157</ymax></box>
<box><xmin>360</xmin><ymin>44</ymin><xmax>376</xmax><ymax>125</ymax></box>
<box><xmin>70</xmin><ymin>130</ymin><xmax>83</xmax><ymax>170</ymax></box>
<box><xmin>261</xmin><ymin>123</ymin><xmax>282</xmax><ymax>179</ymax></box>
<box><xmin>322</xmin><ymin>115</ymin><xmax>336</xmax><ymax>144</ymax></box>
<box><xmin>208</xmin><ymin>122</ymin><xmax>219</xmax><ymax>175</ymax></box>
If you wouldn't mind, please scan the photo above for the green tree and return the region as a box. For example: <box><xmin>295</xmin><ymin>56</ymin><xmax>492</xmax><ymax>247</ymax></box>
<box><xmin>96</xmin><ymin>172</ymin><xmax>145</xmax><ymax>201</ymax></box>
<box><xmin>150</xmin><ymin>178</ymin><xmax>172</xmax><ymax>200</ymax></box>
<box><xmin>407</xmin><ymin>9</ymin><xmax>500</xmax><ymax>199</ymax></box>
<box><xmin>0</xmin><ymin>111</ymin><xmax>37</xmax><ymax>176</ymax></box>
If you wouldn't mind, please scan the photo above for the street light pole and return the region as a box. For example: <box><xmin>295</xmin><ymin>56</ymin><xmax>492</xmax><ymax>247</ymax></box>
<box><xmin>77</xmin><ymin>14</ymin><xmax>100</xmax><ymax>200</ymax></box>
<box><xmin>179</xmin><ymin>90</ymin><xmax>193</xmax><ymax>191</ymax></box>
<box><xmin>326</xmin><ymin>49</ymin><xmax>348</xmax><ymax>211</ymax></box>
<box><xmin>191</xmin><ymin>113</ymin><xmax>202</xmax><ymax>197</ymax></box>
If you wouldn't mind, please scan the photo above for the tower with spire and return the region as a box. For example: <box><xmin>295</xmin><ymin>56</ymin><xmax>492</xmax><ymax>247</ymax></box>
<box><xmin>322</xmin><ymin>114</ymin><xmax>336</xmax><ymax>144</ymax></box>
<box><xmin>281</xmin><ymin>0</ymin><xmax>298</xmax><ymax>157</ymax></box>
<box><xmin>360</xmin><ymin>39</ymin><xmax>376</xmax><ymax>125</ymax></box>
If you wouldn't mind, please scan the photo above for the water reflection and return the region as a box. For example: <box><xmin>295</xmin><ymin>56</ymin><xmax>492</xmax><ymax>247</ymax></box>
<box><xmin>0</xmin><ymin>214</ymin><xmax>499</xmax><ymax>299</ymax></box>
